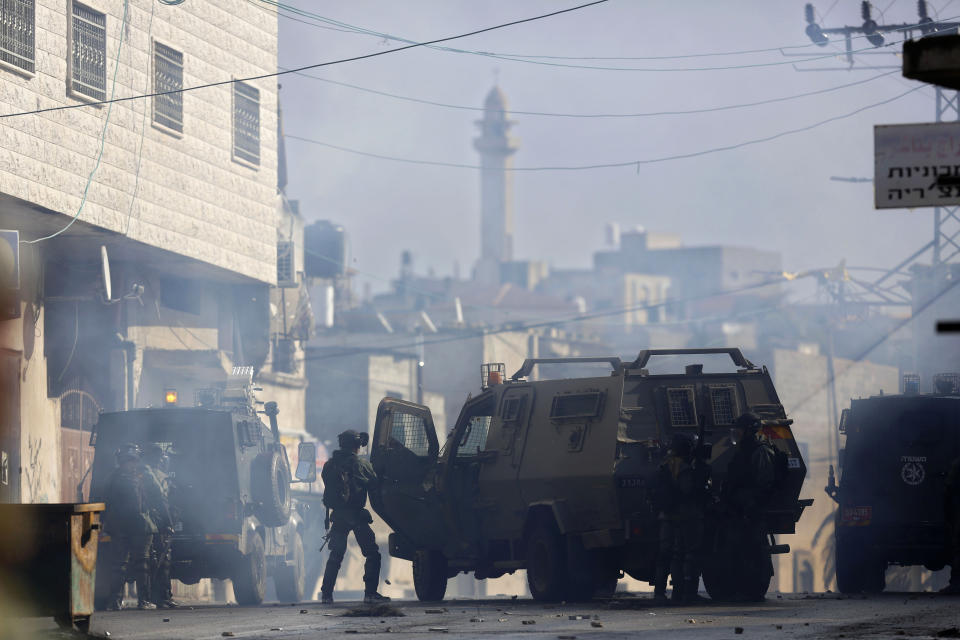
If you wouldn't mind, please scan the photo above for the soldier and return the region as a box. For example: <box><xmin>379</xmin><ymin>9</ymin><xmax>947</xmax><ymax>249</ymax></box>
<box><xmin>142</xmin><ymin>444</ymin><xmax>177</xmax><ymax>608</ymax></box>
<box><xmin>653</xmin><ymin>433</ymin><xmax>711</xmax><ymax>604</ymax></box>
<box><xmin>319</xmin><ymin>430</ymin><xmax>390</xmax><ymax>605</ymax></box>
<box><xmin>719</xmin><ymin>412</ymin><xmax>777</xmax><ymax>600</ymax></box>
<box><xmin>940</xmin><ymin>455</ymin><xmax>960</xmax><ymax>594</ymax></box>
<box><xmin>103</xmin><ymin>443</ymin><xmax>157</xmax><ymax>610</ymax></box>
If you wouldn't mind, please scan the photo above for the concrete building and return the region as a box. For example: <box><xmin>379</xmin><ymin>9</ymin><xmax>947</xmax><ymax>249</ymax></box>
<box><xmin>473</xmin><ymin>86</ymin><xmax>517</xmax><ymax>286</ymax></box>
<box><xmin>0</xmin><ymin>0</ymin><xmax>283</xmax><ymax>506</ymax></box>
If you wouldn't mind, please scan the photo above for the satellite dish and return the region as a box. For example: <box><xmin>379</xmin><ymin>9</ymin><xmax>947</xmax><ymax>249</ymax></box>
<box><xmin>101</xmin><ymin>245</ymin><xmax>112</xmax><ymax>301</ymax></box>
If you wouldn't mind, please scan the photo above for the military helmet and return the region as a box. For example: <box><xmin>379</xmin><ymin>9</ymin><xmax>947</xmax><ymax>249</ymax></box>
<box><xmin>735</xmin><ymin>411</ymin><xmax>762</xmax><ymax>430</ymax></box>
<box><xmin>338</xmin><ymin>429</ymin><xmax>369</xmax><ymax>449</ymax></box>
<box><xmin>116</xmin><ymin>442</ymin><xmax>141</xmax><ymax>463</ymax></box>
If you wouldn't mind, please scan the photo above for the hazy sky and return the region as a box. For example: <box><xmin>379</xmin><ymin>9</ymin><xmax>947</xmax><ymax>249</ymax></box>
<box><xmin>279</xmin><ymin>1</ymin><xmax>946</xmax><ymax>296</ymax></box>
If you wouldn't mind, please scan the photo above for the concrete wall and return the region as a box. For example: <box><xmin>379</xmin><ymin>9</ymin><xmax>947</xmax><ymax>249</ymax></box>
<box><xmin>0</xmin><ymin>302</ymin><xmax>60</xmax><ymax>503</ymax></box>
<box><xmin>0</xmin><ymin>0</ymin><xmax>280</xmax><ymax>283</ymax></box>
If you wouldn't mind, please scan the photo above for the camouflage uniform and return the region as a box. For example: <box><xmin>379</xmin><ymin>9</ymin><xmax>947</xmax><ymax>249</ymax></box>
<box><xmin>103</xmin><ymin>455</ymin><xmax>157</xmax><ymax>609</ymax></box>
<box><xmin>142</xmin><ymin>454</ymin><xmax>174</xmax><ymax>607</ymax></box>
<box><xmin>320</xmin><ymin>433</ymin><xmax>386</xmax><ymax>602</ymax></box>
<box><xmin>653</xmin><ymin>435</ymin><xmax>711</xmax><ymax>603</ymax></box>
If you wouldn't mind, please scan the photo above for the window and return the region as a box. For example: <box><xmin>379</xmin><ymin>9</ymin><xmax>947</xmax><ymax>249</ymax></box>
<box><xmin>666</xmin><ymin>387</ymin><xmax>697</xmax><ymax>427</ymax></box>
<box><xmin>70</xmin><ymin>2</ymin><xmax>106</xmax><ymax>101</ymax></box>
<box><xmin>0</xmin><ymin>0</ymin><xmax>35</xmax><ymax>73</ymax></box>
<box><xmin>550</xmin><ymin>392</ymin><xmax>603</xmax><ymax>419</ymax></box>
<box><xmin>277</xmin><ymin>241</ymin><xmax>296</xmax><ymax>287</ymax></box>
<box><xmin>389</xmin><ymin>411</ymin><xmax>430</xmax><ymax>457</ymax></box>
<box><xmin>709</xmin><ymin>385</ymin><xmax>738</xmax><ymax>425</ymax></box>
<box><xmin>457</xmin><ymin>415</ymin><xmax>491</xmax><ymax>457</ymax></box>
<box><xmin>233</xmin><ymin>81</ymin><xmax>260</xmax><ymax>166</ymax></box>
<box><xmin>153</xmin><ymin>41</ymin><xmax>183</xmax><ymax>133</ymax></box>
<box><xmin>501</xmin><ymin>396</ymin><xmax>524</xmax><ymax>421</ymax></box>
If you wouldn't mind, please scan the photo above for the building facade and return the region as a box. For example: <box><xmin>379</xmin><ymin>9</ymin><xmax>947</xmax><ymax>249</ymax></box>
<box><xmin>0</xmin><ymin>0</ymin><xmax>282</xmax><ymax>505</ymax></box>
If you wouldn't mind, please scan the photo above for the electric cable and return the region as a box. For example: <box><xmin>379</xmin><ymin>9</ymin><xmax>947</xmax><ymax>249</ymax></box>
<box><xmin>265</xmin><ymin>0</ymin><xmax>943</xmax><ymax>64</ymax></box>
<box><xmin>124</xmin><ymin>0</ymin><xmax>158</xmax><ymax>237</ymax></box>
<box><xmin>284</xmin><ymin>85</ymin><xmax>924</xmax><ymax>172</ymax></box>
<box><xmin>0</xmin><ymin>0</ymin><xmax>609</xmax><ymax>121</ymax></box>
<box><xmin>20</xmin><ymin>0</ymin><xmax>130</xmax><ymax>244</ymax></box>
<box><xmin>263</xmin><ymin>0</ymin><xmax>952</xmax><ymax>72</ymax></box>
<box><xmin>297</xmin><ymin>276</ymin><xmax>791</xmax><ymax>364</ymax></box>
<box><xmin>284</xmin><ymin>68</ymin><xmax>898</xmax><ymax>119</ymax></box>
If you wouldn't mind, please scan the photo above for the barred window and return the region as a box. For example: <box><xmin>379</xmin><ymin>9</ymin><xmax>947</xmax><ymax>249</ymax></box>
<box><xmin>667</xmin><ymin>387</ymin><xmax>697</xmax><ymax>427</ymax></box>
<box><xmin>153</xmin><ymin>41</ymin><xmax>183</xmax><ymax>133</ymax></box>
<box><xmin>0</xmin><ymin>0</ymin><xmax>35</xmax><ymax>73</ymax></box>
<box><xmin>233</xmin><ymin>81</ymin><xmax>260</xmax><ymax>166</ymax></box>
<box><xmin>389</xmin><ymin>412</ymin><xmax>429</xmax><ymax>457</ymax></box>
<box><xmin>70</xmin><ymin>2</ymin><xmax>106</xmax><ymax>101</ymax></box>
<box><xmin>709</xmin><ymin>385</ymin><xmax>738</xmax><ymax>425</ymax></box>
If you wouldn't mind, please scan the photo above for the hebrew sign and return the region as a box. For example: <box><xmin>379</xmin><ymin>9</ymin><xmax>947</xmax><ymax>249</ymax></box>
<box><xmin>875</xmin><ymin>122</ymin><xmax>960</xmax><ymax>209</ymax></box>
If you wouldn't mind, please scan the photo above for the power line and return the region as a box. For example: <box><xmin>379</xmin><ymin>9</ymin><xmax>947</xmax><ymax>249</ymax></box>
<box><xmin>0</xmin><ymin>0</ymin><xmax>609</xmax><ymax>120</ymax></box>
<box><xmin>284</xmin><ymin>85</ymin><xmax>924</xmax><ymax>172</ymax></box>
<box><xmin>298</xmin><ymin>277</ymin><xmax>790</xmax><ymax>364</ymax></box>
<box><xmin>286</xmin><ymin>68</ymin><xmax>898</xmax><ymax>119</ymax></box>
<box><xmin>266</xmin><ymin>0</ymin><xmax>941</xmax><ymax>67</ymax></box>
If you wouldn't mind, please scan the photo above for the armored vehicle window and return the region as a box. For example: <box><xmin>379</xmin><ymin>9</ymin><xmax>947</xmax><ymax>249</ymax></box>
<box><xmin>667</xmin><ymin>387</ymin><xmax>697</xmax><ymax>427</ymax></box>
<box><xmin>390</xmin><ymin>412</ymin><xmax>431</xmax><ymax>457</ymax></box>
<box><xmin>502</xmin><ymin>396</ymin><xmax>523</xmax><ymax>421</ymax></box>
<box><xmin>457</xmin><ymin>416</ymin><xmax>491</xmax><ymax>456</ymax></box>
<box><xmin>550</xmin><ymin>392</ymin><xmax>603</xmax><ymax>419</ymax></box>
<box><xmin>709</xmin><ymin>385</ymin><xmax>738</xmax><ymax>425</ymax></box>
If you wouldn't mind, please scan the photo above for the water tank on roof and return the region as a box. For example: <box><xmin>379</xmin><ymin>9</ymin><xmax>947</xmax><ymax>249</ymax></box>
<box><xmin>304</xmin><ymin>221</ymin><xmax>347</xmax><ymax>279</ymax></box>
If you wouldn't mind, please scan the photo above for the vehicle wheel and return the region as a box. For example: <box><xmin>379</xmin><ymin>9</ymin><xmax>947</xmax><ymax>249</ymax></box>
<box><xmin>413</xmin><ymin>549</ymin><xmax>448</xmax><ymax>601</ymax></box>
<box><xmin>836</xmin><ymin>534</ymin><xmax>885</xmax><ymax>594</ymax></box>
<box><xmin>274</xmin><ymin>532</ymin><xmax>305</xmax><ymax>603</ymax></box>
<box><xmin>233</xmin><ymin>534</ymin><xmax>267</xmax><ymax>605</ymax></box>
<box><xmin>703</xmin><ymin>545</ymin><xmax>771</xmax><ymax>601</ymax></box>
<box><xmin>252</xmin><ymin>450</ymin><xmax>292</xmax><ymax>527</ymax></box>
<box><xmin>565</xmin><ymin>536</ymin><xmax>611</xmax><ymax>601</ymax></box>
<box><xmin>525</xmin><ymin>521</ymin><xmax>567</xmax><ymax>602</ymax></box>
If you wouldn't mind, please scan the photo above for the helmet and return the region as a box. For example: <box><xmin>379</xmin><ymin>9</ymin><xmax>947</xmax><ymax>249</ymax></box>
<box><xmin>734</xmin><ymin>412</ymin><xmax>762</xmax><ymax>430</ymax></box>
<box><xmin>337</xmin><ymin>430</ymin><xmax>369</xmax><ymax>449</ymax></box>
<box><xmin>116</xmin><ymin>443</ymin><xmax>141</xmax><ymax>463</ymax></box>
<box><xmin>668</xmin><ymin>433</ymin><xmax>694</xmax><ymax>458</ymax></box>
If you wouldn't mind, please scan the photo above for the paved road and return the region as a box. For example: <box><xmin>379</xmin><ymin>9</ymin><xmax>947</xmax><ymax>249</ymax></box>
<box><xmin>14</xmin><ymin>593</ymin><xmax>960</xmax><ymax>639</ymax></box>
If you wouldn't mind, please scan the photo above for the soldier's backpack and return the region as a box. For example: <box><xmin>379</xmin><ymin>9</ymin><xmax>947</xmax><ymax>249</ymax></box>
<box><xmin>321</xmin><ymin>457</ymin><xmax>351</xmax><ymax>511</ymax></box>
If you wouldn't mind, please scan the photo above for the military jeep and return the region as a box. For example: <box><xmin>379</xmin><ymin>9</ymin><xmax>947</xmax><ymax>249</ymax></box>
<box><xmin>827</xmin><ymin>386</ymin><xmax>960</xmax><ymax>593</ymax></box>
<box><xmin>89</xmin><ymin>370</ymin><xmax>317</xmax><ymax>607</ymax></box>
<box><xmin>369</xmin><ymin>348</ymin><xmax>811</xmax><ymax>602</ymax></box>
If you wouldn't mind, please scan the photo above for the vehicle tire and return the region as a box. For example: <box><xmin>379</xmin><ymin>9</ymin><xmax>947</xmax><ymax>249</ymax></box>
<box><xmin>836</xmin><ymin>534</ymin><xmax>885</xmax><ymax>594</ymax></box>
<box><xmin>274</xmin><ymin>532</ymin><xmax>305</xmax><ymax>603</ymax></box>
<box><xmin>252</xmin><ymin>450</ymin><xmax>292</xmax><ymax>527</ymax></box>
<box><xmin>233</xmin><ymin>534</ymin><xmax>267</xmax><ymax>606</ymax></box>
<box><xmin>525</xmin><ymin>521</ymin><xmax>567</xmax><ymax>602</ymax></box>
<box><xmin>703</xmin><ymin>545</ymin><xmax>771</xmax><ymax>601</ymax></box>
<box><xmin>565</xmin><ymin>536</ymin><xmax>612</xmax><ymax>601</ymax></box>
<box><xmin>413</xmin><ymin>549</ymin><xmax>448</xmax><ymax>601</ymax></box>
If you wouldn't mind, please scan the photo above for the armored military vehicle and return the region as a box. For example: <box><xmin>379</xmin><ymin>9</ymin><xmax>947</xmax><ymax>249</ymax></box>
<box><xmin>826</xmin><ymin>377</ymin><xmax>960</xmax><ymax>593</ymax></box>
<box><xmin>369</xmin><ymin>348</ymin><xmax>811</xmax><ymax>602</ymax></box>
<box><xmin>89</xmin><ymin>369</ymin><xmax>317</xmax><ymax>607</ymax></box>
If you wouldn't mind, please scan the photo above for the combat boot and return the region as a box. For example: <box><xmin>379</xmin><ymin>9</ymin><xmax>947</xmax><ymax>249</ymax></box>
<box><xmin>363</xmin><ymin>592</ymin><xmax>391</xmax><ymax>604</ymax></box>
<box><xmin>320</xmin><ymin>592</ymin><xmax>334</xmax><ymax>604</ymax></box>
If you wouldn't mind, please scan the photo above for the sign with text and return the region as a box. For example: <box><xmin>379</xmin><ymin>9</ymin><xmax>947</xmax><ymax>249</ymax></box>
<box><xmin>875</xmin><ymin>122</ymin><xmax>960</xmax><ymax>209</ymax></box>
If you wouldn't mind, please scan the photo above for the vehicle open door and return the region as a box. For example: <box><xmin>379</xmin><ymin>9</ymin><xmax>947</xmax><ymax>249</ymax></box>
<box><xmin>369</xmin><ymin>398</ymin><xmax>444</xmax><ymax>553</ymax></box>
